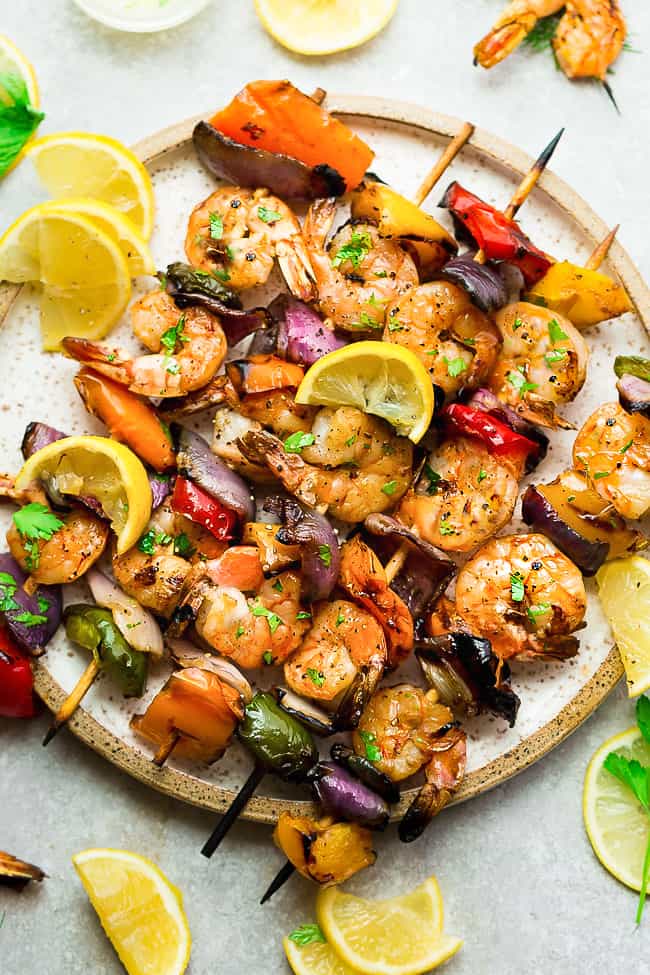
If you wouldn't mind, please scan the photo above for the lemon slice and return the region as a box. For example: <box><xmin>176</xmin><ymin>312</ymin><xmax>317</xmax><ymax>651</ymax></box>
<box><xmin>0</xmin><ymin>33</ymin><xmax>39</xmax><ymax>106</ymax></box>
<box><xmin>317</xmin><ymin>876</ymin><xmax>461</xmax><ymax>975</ymax></box>
<box><xmin>0</xmin><ymin>203</ymin><xmax>131</xmax><ymax>349</ymax></box>
<box><xmin>596</xmin><ymin>556</ymin><xmax>650</xmax><ymax>696</ymax></box>
<box><xmin>584</xmin><ymin>726</ymin><xmax>650</xmax><ymax>892</ymax></box>
<box><xmin>25</xmin><ymin>131</ymin><xmax>155</xmax><ymax>239</ymax></box>
<box><xmin>296</xmin><ymin>341</ymin><xmax>434</xmax><ymax>443</ymax></box>
<box><xmin>15</xmin><ymin>435</ymin><xmax>152</xmax><ymax>554</ymax></box>
<box><xmin>42</xmin><ymin>198</ymin><xmax>154</xmax><ymax>276</ymax></box>
<box><xmin>73</xmin><ymin>848</ymin><xmax>191</xmax><ymax>975</ymax></box>
<box><xmin>255</xmin><ymin>0</ymin><xmax>399</xmax><ymax>55</ymax></box>
<box><xmin>284</xmin><ymin>934</ymin><xmax>359</xmax><ymax>975</ymax></box>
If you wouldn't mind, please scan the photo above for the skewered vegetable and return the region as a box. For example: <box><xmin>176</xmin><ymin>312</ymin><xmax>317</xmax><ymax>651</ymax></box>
<box><xmin>525</xmin><ymin>259</ymin><xmax>632</xmax><ymax>327</ymax></box>
<box><xmin>0</xmin><ymin>626</ymin><xmax>35</xmax><ymax>718</ymax></box>
<box><xmin>439</xmin><ymin>251</ymin><xmax>508</xmax><ymax>312</ymax></box>
<box><xmin>273</xmin><ymin>812</ymin><xmax>376</xmax><ymax>885</ymax></box>
<box><xmin>264</xmin><ymin>496</ymin><xmax>340</xmax><ymax>601</ymax></box>
<box><xmin>0</xmin><ymin>553</ymin><xmax>62</xmax><ymax>655</ymax></box>
<box><xmin>65</xmin><ymin>605</ymin><xmax>148</xmax><ymax>698</ymax></box>
<box><xmin>174</xmin><ymin>425</ymin><xmax>254</xmax><ymax>523</ymax></box>
<box><xmin>307</xmin><ymin>761</ymin><xmax>390</xmax><ymax>830</ymax></box>
<box><xmin>0</xmin><ymin>850</ymin><xmax>45</xmax><ymax>889</ymax></box>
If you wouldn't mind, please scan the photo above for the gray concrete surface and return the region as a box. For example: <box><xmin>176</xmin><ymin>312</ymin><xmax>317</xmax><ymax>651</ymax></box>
<box><xmin>1</xmin><ymin>1</ymin><xmax>650</xmax><ymax>972</ymax></box>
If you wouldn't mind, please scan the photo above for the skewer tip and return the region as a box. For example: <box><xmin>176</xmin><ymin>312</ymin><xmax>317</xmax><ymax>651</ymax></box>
<box><xmin>537</xmin><ymin>127</ymin><xmax>565</xmax><ymax>169</ymax></box>
<box><xmin>42</xmin><ymin>724</ymin><xmax>59</xmax><ymax>747</ymax></box>
<box><xmin>260</xmin><ymin>861</ymin><xmax>297</xmax><ymax>905</ymax></box>
<box><xmin>602</xmin><ymin>80</ymin><xmax>620</xmax><ymax>114</ymax></box>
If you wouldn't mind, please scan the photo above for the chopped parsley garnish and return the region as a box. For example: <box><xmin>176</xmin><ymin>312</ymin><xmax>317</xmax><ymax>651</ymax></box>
<box><xmin>251</xmin><ymin>604</ymin><xmax>283</xmax><ymax>634</ymax></box>
<box><xmin>381</xmin><ymin>480</ymin><xmax>398</xmax><ymax>496</ymax></box>
<box><xmin>296</xmin><ymin>611</ymin><xmax>312</xmax><ymax>621</ymax></box>
<box><xmin>37</xmin><ymin>597</ymin><xmax>50</xmax><ymax>614</ymax></box>
<box><xmin>306</xmin><ymin>667</ymin><xmax>326</xmax><ymax>688</ymax></box>
<box><xmin>374</xmin><ymin>269</ymin><xmax>388</xmax><ymax>278</ymax></box>
<box><xmin>160</xmin><ymin>314</ymin><xmax>187</xmax><ymax>354</ymax></box>
<box><xmin>173</xmin><ymin>532</ymin><xmax>195</xmax><ymax>558</ymax></box>
<box><xmin>235</xmin><ymin>624</ymin><xmax>245</xmax><ymax>639</ymax></box>
<box><xmin>284</xmin><ymin>431</ymin><xmax>316</xmax><ymax>454</ymax></box>
<box><xmin>258</xmin><ymin>205</ymin><xmax>282</xmax><ymax>224</ymax></box>
<box><xmin>477</xmin><ymin>469</ymin><xmax>487</xmax><ymax>484</ymax></box>
<box><xmin>512</xmin><ymin>317</ymin><xmax>524</xmax><ymax>331</ymax></box>
<box><xmin>335</xmin><ymin>610</ymin><xmax>345</xmax><ymax>627</ymax></box>
<box><xmin>262</xmin><ymin>651</ymin><xmax>273</xmax><ymax>665</ymax></box>
<box><xmin>424</xmin><ymin>464</ymin><xmax>441</xmax><ymax>495</ymax></box>
<box><xmin>13</xmin><ymin>503</ymin><xmax>64</xmax><ymax>572</ymax></box>
<box><xmin>165</xmin><ymin>359</ymin><xmax>181</xmax><ymax>375</ymax></box>
<box><xmin>345</xmin><ymin>434</ymin><xmax>357</xmax><ymax>447</ymax></box>
<box><xmin>439</xmin><ymin>516</ymin><xmax>455</xmax><ymax>536</ymax></box>
<box><xmin>0</xmin><ymin>572</ymin><xmax>18</xmax><ymax>613</ymax></box>
<box><xmin>350</xmin><ymin>312</ymin><xmax>382</xmax><ymax>330</ymax></box>
<box><xmin>510</xmin><ymin>572</ymin><xmax>525</xmax><ymax>603</ymax></box>
<box><xmin>507</xmin><ymin>368</ymin><xmax>538</xmax><ymax>397</ymax></box>
<box><xmin>593</xmin><ymin>471</ymin><xmax>611</xmax><ymax>480</ymax></box>
<box><xmin>444</xmin><ymin>356</ymin><xmax>467</xmax><ymax>378</ymax></box>
<box><xmin>331</xmin><ymin>230</ymin><xmax>372</xmax><ymax>270</ymax></box>
<box><xmin>527</xmin><ymin>603</ymin><xmax>551</xmax><ymax>624</ymax></box>
<box><xmin>318</xmin><ymin>544</ymin><xmax>332</xmax><ymax>567</ymax></box>
<box><xmin>209</xmin><ymin>212</ymin><xmax>223</xmax><ymax>240</ymax></box>
<box><xmin>12</xmin><ymin>611</ymin><xmax>47</xmax><ymax>628</ymax></box>
<box><xmin>212</xmin><ymin>267</ymin><xmax>231</xmax><ymax>283</ymax></box>
<box><xmin>620</xmin><ymin>439</ymin><xmax>634</xmax><ymax>454</ymax></box>
<box><xmin>544</xmin><ymin>349</ymin><xmax>567</xmax><ymax>366</ymax></box>
<box><xmin>358</xmin><ymin>729</ymin><xmax>381</xmax><ymax>763</ymax></box>
<box><xmin>425</xmin><ymin>349</ymin><xmax>438</xmax><ymax>356</ymax></box>
<box><xmin>387</xmin><ymin>318</ymin><xmax>404</xmax><ymax>332</ymax></box>
<box><xmin>548</xmin><ymin>318</ymin><xmax>569</xmax><ymax>344</ymax></box>
<box><xmin>288</xmin><ymin>925</ymin><xmax>326</xmax><ymax>947</ymax></box>
<box><xmin>272</xmin><ymin>578</ymin><xmax>284</xmax><ymax>593</ymax></box>
<box><xmin>138</xmin><ymin>529</ymin><xmax>173</xmax><ymax>555</ymax></box>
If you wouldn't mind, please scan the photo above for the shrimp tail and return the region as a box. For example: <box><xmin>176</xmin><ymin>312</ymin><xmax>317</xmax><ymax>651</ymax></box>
<box><xmin>332</xmin><ymin>658</ymin><xmax>385</xmax><ymax>732</ymax></box>
<box><xmin>62</xmin><ymin>337</ymin><xmax>133</xmax><ymax>386</ymax></box>
<box><xmin>473</xmin><ymin>13</ymin><xmax>538</xmax><ymax>68</ymax></box>
<box><xmin>276</xmin><ymin>238</ymin><xmax>317</xmax><ymax>303</ymax></box>
<box><xmin>398</xmin><ymin>727</ymin><xmax>467</xmax><ymax>842</ymax></box>
<box><xmin>159</xmin><ymin>373</ymin><xmax>239</xmax><ymax>421</ymax></box>
<box><xmin>302</xmin><ymin>197</ymin><xmax>337</xmax><ymax>250</ymax></box>
<box><xmin>0</xmin><ymin>474</ymin><xmax>48</xmax><ymax>506</ymax></box>
<box><xmin>238</xmin><ymin>430</ymin><xmax>327</xmax><ymax>512</ymax></box>
<box><xmin>520</xmin><ymin>392</ymin><xmax>576</xmax><ymax>430</ymax></box>
<box><xmin>167</xmin><ymin>576</ymin><xmax>211</xmax><ymax>638</ymax></box>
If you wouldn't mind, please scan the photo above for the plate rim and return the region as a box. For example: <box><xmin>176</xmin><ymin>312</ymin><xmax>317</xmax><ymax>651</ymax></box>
<box><xmin>6</xmin><ymin>92</ymin><xmax>647</xmax><ymax>824</ymax></box>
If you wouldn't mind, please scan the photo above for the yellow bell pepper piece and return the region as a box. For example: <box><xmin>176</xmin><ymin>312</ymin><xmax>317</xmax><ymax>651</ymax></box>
<box><xmin>351</xmin><ymin>180</ymin><xmax>457</xmax><ymax>279</ymax></box>
<box><xmin>525</xmin><ymin>260</ymin><xmax>632</xmax><ymax>328</ymax></box>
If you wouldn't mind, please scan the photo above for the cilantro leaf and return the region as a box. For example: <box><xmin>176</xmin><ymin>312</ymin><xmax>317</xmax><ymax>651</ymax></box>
<box><xmin>548</xmin><ymin>318</ymin><xmax>569</xmax><ymax>344</ymax></box>
<box><xmin>12</xmin><ymin>610</ymin><xmax>47</xmax><ymax>628</ymax></box>
<box><xmin>13</xmin><ymin>503</ymin><xmax>63</xmax><ymax>541</ymax></box>
<box><xmin>477</xmin><ymin>469</ymin><xmax>487</xmax><ymax>484</ymax></box>
<box><xmin>296</xmin><ymin>611</ymin><xmax>312</xmax><ymax>620</ymax></box>
<box><xmin>604</xmin><ymin>753</ymin><xmax>649</xmax><ymax>811</ymax></box>
<box><xmin>381</xmin><ymin>480</ymin><xmax>398</xmax><ymax>496</ymax></box>
<box><xmin>637</xmin><ymin>696</ymin><xmax>650</xmax><ymax>745</ymax></box>
<box><xmin>209</xmin><ymin>212</ymin><xmax>223</xmax><ymax>240</ymax></box>
<box><xmin>545</xmin><ymin>349</ymin><xmax>567</xmax><ymax>366</ymax></box>
<box><xmin>424</xmin><ymin>464</ymin><xmax>441</xmax><ymax>495</ymax></box>
<box><xmin>306</xmin><ymin>667</ymin><xmax>326</xmax><ymax>688</ymax></box>
<box><xmin>527</xmin><ymin>603</ymin><xmax>551</xmax><ymax>624</ymax></box>
<box><xmin>358</xmin><ymin>729</ymin><xmax>381</xmax><ymax>763</ymax></box>
<box><xmin>173</xmin><ymin>532</ymin><xmax>195</xmax><ymax>558</ymax></box>
<box><xmin>439</xmin><ymin>516</ymin><xmax>455</xmax><ymax>536</ymax></box>
<box><xmin>272</xmin><ymin>578</ymin><xmax>284</xmax><ymax>593</ymax></box>
<box><xmin>444</xmin><ymin>356</ymin><xmax>467</xmax><ymax>378</ymax></box>
<box><xmin>284</xmin><ymin>431</ymin><xmax>316</xmax><ymax>454</ymax></box>
<box><xmin>510</xmin><ymin>572</ymin><xmax>525</xmax><ymax>603</ymax></box>
<box><xmin>258</xmin><ymin>205</ymin><xmax>281</xmax><ymax>224</ymax></box>
<box><xmin>262</xmin><ymin>651</ymin><xmax>273</xmax><ymax>665</ymax></box>
<box><xmin>318</xmin><ymin>544</ymin><xmax>332</xmax><ymax>567</ymax></box>
<box><xmin>507</xmin><ymin>368</ymin><xmax>538</xmax><ymax>397</ymax></box>
<box><xmin>0</xmin><ymin>571</ymin><xmax>18</xmax><ymax>613</ymax></box>
<box><xmin>0</xmin><ymin>72</ymin><xmax>45</xmax><ymax>177</ymax></box>
<box><xmin>331</xmin><ymin>230</ymin><xmax>372</xmax><ymax>270</ymax></box>
<box><xmin>288</xmin><ymin>924</ymin><xmax>326</xmax><ymax>947</ymax></box>
<box><xmin>160</xmin><ymin>314</ymin><xmax>187</xmax><ymax>354</ymax></box>
<box><xmin>251</xmin><ymin>604</ymin><xmax>283</xmax><ymax>634</ymax></box>
<box><xmin>336</xmin><ymin>610</ymin><xmax>345</xmax><ymax>626</ymax></box>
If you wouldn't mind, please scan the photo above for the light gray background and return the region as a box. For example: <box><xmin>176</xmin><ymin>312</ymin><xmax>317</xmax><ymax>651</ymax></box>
<box><xmin>1</xmin><ymin>1</ymin><xmax>649</xmax><ymax>972</ymax></box>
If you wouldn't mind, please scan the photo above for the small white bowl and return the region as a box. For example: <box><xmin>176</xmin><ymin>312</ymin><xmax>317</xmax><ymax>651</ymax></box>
<box><xmin>73</xmin><ymin>0</ymin><xmax>212</xmax><ymax>33</ymax></box>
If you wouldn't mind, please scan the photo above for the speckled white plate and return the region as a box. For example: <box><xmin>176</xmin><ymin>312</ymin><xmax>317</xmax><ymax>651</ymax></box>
<box><xmin>1</xmin><ymin>96</ymin><xmax>648</xmax><ymax>824</ymax></box>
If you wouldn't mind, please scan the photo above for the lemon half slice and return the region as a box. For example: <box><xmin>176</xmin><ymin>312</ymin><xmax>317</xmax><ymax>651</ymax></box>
<box><xmin>597</xmin><ymin>556</ymin><xmax>650</xmax><ymax>696</ymax></box>
<box><xmin>255</xmin><ymin>0</ymin><xmax>399</xmax><ymax>55</ymax></box>
<box><xmin>296</xmin><ymin>341</ymin><xmax>434</xmax><ymax>443</ymax></box>
<box><xmin>584</xmin><ymin>726</ymin><xmax>650</xmax><ymax>892</ymax></box>
<box><xmin>15</xmin><ymin>435</ymin><xmax>152</xmax><ymax>554</ymax></box>
<box><xmin>25</xmin><ymin>131</ymin><xmax>155</xmax><ymax>239</ymax></box>
<box><xmin>73</xmin><ymin>848</ymin><xmax>191</xmax><ymax>975</ymax></box>
<box><xmin>317</xmin><ymin>876</ymin><xmax>460</xmax><ymax>975</ymax></box>
<box><xmin>0</xmin><ymin>203</ymin><xmax>131</xmax><ymax>349</ymax></box>
<box><xmin>284</xmin><ymin>934</ymin><xmax>359</xmax><ymax>975</ymax></box>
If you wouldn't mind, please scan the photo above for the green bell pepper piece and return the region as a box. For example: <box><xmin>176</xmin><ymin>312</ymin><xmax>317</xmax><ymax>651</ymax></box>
<box><xmin>64</xmin><ymin>604</ymin><xmax>147</xmax><ymax>698</ymax></box>
<box><xmin>238</xmin><ymin>691</ymin><xmax>318</xmax><ymax>782</ymax></box>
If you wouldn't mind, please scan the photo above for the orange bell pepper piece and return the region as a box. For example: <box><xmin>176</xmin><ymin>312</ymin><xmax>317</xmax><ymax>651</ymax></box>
<box><xmin>74</xmin><ymin>368</ymin><xmax>175</xmax><ymax>472</ymax></box>
<box><xmin>226</xmin><ymin>355</ymin><xmax>305</xmax><ymax>395</ymax></box>
<box><xmin>209</xmin><ymin>80</ymin><xmax>374</xmax><ymax>192</ymax></box>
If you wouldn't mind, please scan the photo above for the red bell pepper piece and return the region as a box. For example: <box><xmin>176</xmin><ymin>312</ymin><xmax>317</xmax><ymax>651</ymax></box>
<box><xmin>442</xmin><ymin>403</ymin><xmax>537</xmax><ymax>463</ymax></box>
<box><xmin>440</xmin><ymin>182</ymin><xmax>552</xmax><ymax>286</ymax></box>
<box><xmin>0</xmin><ymin>627</ymin><xmax>35</xmax><ymax>718</ymax></box>
<box><xmin>171</xmin><ymin>477</ymin><xmax>238</xmax><ymax>541</ymax></box>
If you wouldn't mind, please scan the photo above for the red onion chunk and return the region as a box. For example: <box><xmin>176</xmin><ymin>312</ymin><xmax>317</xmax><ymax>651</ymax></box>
<box><xmin>439</xmin><ymin>253</ymin><xmax>508</xmax><ymax>313</ymax></box>
<box><xmin>521</xmin><ymin>485</ymin><xmax>608</xmax><ymax>576</ymax></box>
<box><xmin>264</xmin><ymin>496</ymin><xmax>340</xmax><ymax>601</ymax></box>
<box><xmin>309</xmin><ymin>761</ymin><xmax>389</xmax><ymax>830</ymax></box>
<box><xmin>617</xmin><ymin>374</ymin><xmax>650</xmax><ymax>418</ymax></box>
<box><xmin>0</xmin><ymin>553</ymin><xmax>62</xmax><ymax>655</ymax></box>
<box><xmin>174</xmin><ymin>425</ymin><xmax>254</xmax><ymax>523</ymax></box>
<box><xmin>283</xmin><ymin>298</ymin><xmax>347</xmax><ymax>366</ymax></box>
<box><xmin>149</xmin><ymin>473</ymin><xmax>173</xmax><ymax>510</ymax></box>
<box><xmin>21</xmin><ymin>422</ymin><xmax>67</xmax><ymax>460</ymax></box>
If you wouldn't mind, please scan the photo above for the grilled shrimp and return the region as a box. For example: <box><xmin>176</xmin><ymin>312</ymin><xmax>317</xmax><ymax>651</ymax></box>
<box><xmin>239</xmin><ymin>407</ymin><xmax>414</xmax><ymax>522</ymax></box>
<box><xmin>191</xmin><ymin>569</ymin><xmax>309</xmax><ymax>669</ymax></box>
<box><xmin>439</xmin><ymin>533</ymin><xmax>587</xmax><ymax>661</ymax></box>
<box><xmin>489</xmin><ymin>302</ymin><xmax>589</xmax><ymax>429</ymax></box>
<box><xmin>384</xmin><ymin>282</ymin><xmax>501</xmax><ymax>401</ymax></box>
<box><xmin>6</xmin><ymin>507</ymin><xmax>109</xmax><ymax>585</ymax></box>
<box><xmin>63</xmin><ymin>291</ymin><xmax>227</xmax><ymax>398</ymax></box>
<box><xmin>284</xmin><ymin>600</ymin><xmax>387</xmax><ymax>715</ymax></box>
<box><xmin>474</xmin><ymin>1</ymin><xmax>565</xmax><ymax>68</ymax></box>
<box><xmin>338</xmin><ymin>534</ymin><xmax>414</xmax><ymax>667</ymax></box>
<box><xmin>302</xmin><ymin>199</ymin><xmax>418</xmax><ymax>333</ymax></box>
<box><xmin>185</xmin><ymin>186</ymin><xmax>315</xmax><ymax>300</ymax></box>
<box><xmin>573</xmin><ymin>402</ymin><xmax>650</xmax><ymax>519</ymax></box>
<box><xmin>553</xmin><ymin>1</ymin><xmax>627</xmax><ymax>81</ymax></box>
<box><xmin>397</xmin><ymin>436</ymin><xmax>523</xmax><ymax>553</ymax></box>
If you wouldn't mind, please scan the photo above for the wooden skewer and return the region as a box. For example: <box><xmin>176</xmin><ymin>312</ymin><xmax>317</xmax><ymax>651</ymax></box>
<box><xmin>586</xmin><ymin>224</ymin><xmax>619</xmax><ymax>271</ymax></box>
<box><xmin>412</xmin><ymin>122</ymin><xmax>475</xmax><ymax>208</ymax></box>
<box><xmin>42</xmin><ymin>658</ymin><xmax>101</xmax><ymax>746</ymax></box>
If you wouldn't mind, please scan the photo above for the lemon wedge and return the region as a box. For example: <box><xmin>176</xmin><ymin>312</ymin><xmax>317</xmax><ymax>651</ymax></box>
<box><xmin>584</xmin><ymin>726</ymin><xmax>650</xmax><ymax>892</ymax></box>
<box><xmin>73</xmin><ymin>848</ymin><xmax>191</xmax><ymax>975</ymax></box>
<box><xmin>42</xmin><ymin>197</ymin><xmax>154</xmax><ymax>277</ymax></box>
<box><xmin>255</xmin><ymin>0</ymin><xmax>399</xmax><ymax>55</ymax></box>
<box><xmin>0</xmin><ymin>33</ymin><xmax>39</xmax><ymax>106</ymax></box>
<box><xmin>296</xmin><ymin>341</ymin><xmax>434</xmax><ymax>443</ymax></box>
<box><xmin>596</xmin><ymin>556</ymin><xmax>650</xmax><ymax>696</ymax></box>
<box><xmin>15</xmin><ymin>435</ymin><xmax>152</xmax><ymax>554</ymax></box>
<box><xmin>317</xmin><ymin>876</ymin><xmax>461</xmax><ymax>975</ymax></box>
<box><xmin>284</xmin><ymin>933</ymin><xmax>359</xmax><ymax>975</ymax></box>
<box><xmin>25</xmin><ymin>131</ymin><xmax>155</xmax><ymax>239</ymax></box>
<box><xmin>0</xmin><ymin>203</ymin><xmax>131</xmax><ymax>349</ymax></box>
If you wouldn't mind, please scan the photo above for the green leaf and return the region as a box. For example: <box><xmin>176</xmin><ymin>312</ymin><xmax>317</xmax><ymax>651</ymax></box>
<box><xmin>284</xmin><ymin>431</ymin><xmax>316</xmax><ymax>454</ymax></box>
<box><xmin>209</xmin><ymin>212</ymin><xmax>223</xmax><ymax>240</ymax></box>
<box><xmin>318</xmin><ymin>544</ymin><xmax>332</xmax><ymax>567</ymax></box>
<box><xmin>251</xmin><ymin>603</ymin><xmax>283</xmax><ymax>634</ymax></box>
<box><xmin>0</xmin><ymin>72</ymin><xmax>45</xmax><ymax>178</ymax></box>
<box><xmin>358</xmin><ymin>729</ymin><xmax>381</xmax><ymax>763</ymax></box>
<box><xmin>477</xmin><ymin>469</ymin><xmax>487</xmax><ymax>484</ymax></box>
<box><xmin>173</xmin><ymin>532</ymin><xmax>195</xmax><ymax>558</ymax></box>
<box><xmin>0</xmin><ymin>570</ymin><xmax>18</xmax><ymax>613</ymax></box>
<box><xmin>507</xmin><ymin>368</ymin><xmax>538</xmax><ymax>397</ymax></box>
<box><xmin>331</xmin><ymin>230</ymin><xmax>372</xmax><ymax>270</ymax></box>
<box><xmin>235</xmin><ymin>623</ymin><xmax>245</xmax><ymax>639</ymax></box>
<box><xmin>263</xmin><ymin>651</ymin><xmax>273</xmax><ymax>665</ymax></box>
<box><xmin>12</xmin><ymin>611</ymin><xmax>47</xmax><ymax>627</ymax></box>
<box><xmin>160</xmin><ymin>314</ymin><xmax>186</xmax><ymax>354</ymax></box>
<box><xmin>593</xmin><ymin>470</ymin><xmax>611</xmax><ymax>480</ymax></box>
<box><xmin>512</xmin><ymin>317</ymin><xmax>524</xmax><ymax>331</ymax></box>
<box><xmin>547</xmin><ymin>318</ymin><xmax>569</xmax><ymax>344</ymax></box>
<box><xmin>603</xmin><ymin>753</ymin><xmax>649</xmax><ymax>811</ymax></box>
<box><xmin>545</xmin><ymin>349</ymin><xmax>567</xmax><ymax>366</ymax></box>
<box><xmin>510</xmin><ymin>572</ymin><xmax>525</xmax><ymax>603</ymax></box>
<box><xmin>306</xmin><ymin>667</ymin><xmax>325</xmax><ymax>688</ymax></box>
<box><xmin>439</xmin><ymin>516</ymin><xmax>455</xmax><ymax>536</ymax></box>
<box><xmin>138</xmin><ymin>530</ymin><xmax>157</xmax><ymax>555</ymax></box>
<box><xmin>381</xmin><ymin>480</ymin><xmax>398</xmax><ymax>496</ymax></box>
<box><xmin>13</xmin><ymin>503</ymin><xmax>63</xmax><ymax>541</ymax></box>
<box><xmin>527</xmin><ymin>603</ymin><xmax>551</xmax><ymax>624</ymax></box>
<box><xmin>272</xmin><ymin>578</ymin><xmax>284</xmax><ymax>593</ymax></box>
<box><xmin>288</xmin><ymin>924</ymin><xmax>326</xmax><ymax>946</ymax></box>
<box><xmin>636</xmin><ymin>831</ymin><xmax>650</xmax><ymax>925</ymax></box>
<box><xmin>614</xmin><ymin>356</ymin><xmax>650</xmax><ymax>383</ymax></box>
<box><xmin>637</xmin><ymin>696</ymin><xmax>650</xmax><ymax>744</ymax></box>
<box><xmin>444</xmin><ymin>356</ymin><xmax>467</xmax><ymax>378</ymax></box>
<box><xmin>37</xmin><ymin>596</ymin><xmax>50</xmax><ymax>614</ymax></box>
<box><xmin>424</xmin><ymin>464</ymin><xmax>441</xmax><ymax>495</ymax></box>
<box><xmin>345</xmin><ymin>434</ymin><xmax>357</xmax><ymax>447</ymax></box>
<box><xmin>258</xmin><ymin>205</ymin><xmax>281</xmax><ymax>224</ymax></box>
<box><xmin>336</xmin><ymin>611</ymin><xmax>345</xmax><ymax>627</ymax></box>
<box><xmin>296</xmin><ymin>611</ymin><xmax>312</xmax><ymax>620</ymax></box>
<box><xmin>620</xmin><ymin>439</ymin><xmax>634</xmax><ymax>454</ymax></box>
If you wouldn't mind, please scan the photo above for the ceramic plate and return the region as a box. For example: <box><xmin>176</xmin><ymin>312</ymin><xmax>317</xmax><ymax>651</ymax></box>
<box><xmin>1</xmin><ymin>95</ymin><xmax>648</xmax><ymax>824</ymax></box>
